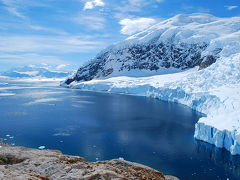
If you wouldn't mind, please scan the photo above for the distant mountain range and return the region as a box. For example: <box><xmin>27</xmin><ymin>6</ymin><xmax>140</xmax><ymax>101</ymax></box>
<box><xmin>0</xmin><ymin>64</ymin><xmax>70</xmax><ymax>78</ymax></box>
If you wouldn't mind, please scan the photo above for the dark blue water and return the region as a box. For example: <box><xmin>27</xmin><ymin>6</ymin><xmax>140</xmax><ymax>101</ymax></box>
<box><xmin>0</xmin><ymin>79</ymin><xmax>240</xmax><ymax>180</ymax></box>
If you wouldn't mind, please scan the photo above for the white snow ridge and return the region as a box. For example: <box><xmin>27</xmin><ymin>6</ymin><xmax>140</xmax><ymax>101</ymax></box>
<box><xmin>62</xmin><ymin>13</ymin><xmax>240</xmax><ymax>155</ymax></box>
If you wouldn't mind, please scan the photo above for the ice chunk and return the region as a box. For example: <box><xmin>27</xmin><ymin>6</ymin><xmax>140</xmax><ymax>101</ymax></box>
<box><xmin>38</xmin><ymin>146</ymin><xmax>46</xmax><ymax>150</ymax></box>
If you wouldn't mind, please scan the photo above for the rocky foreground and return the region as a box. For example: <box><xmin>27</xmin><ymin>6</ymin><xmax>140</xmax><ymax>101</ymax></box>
<box><xmin>0</xmin><ymin>144</ymin><xmax>178</xmax><ymax>180</ymax></box>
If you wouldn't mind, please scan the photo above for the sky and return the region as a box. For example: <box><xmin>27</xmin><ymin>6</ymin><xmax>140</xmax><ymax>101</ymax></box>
<box><xmin>0</xmin><ymin>0</ymin><xmax>239</xmax><ymax>72</ymax></box>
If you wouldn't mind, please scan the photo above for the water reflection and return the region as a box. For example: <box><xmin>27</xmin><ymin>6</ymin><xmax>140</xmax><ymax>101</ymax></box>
<box><xmin>1</xmin><ymin>78</ymin><xmax>240</xmax><ymax>180</ymax></box>
<box><xmin>196</xmin><ymin>140</ymin><xmax>240</xmax><ymax>178</ymax></box>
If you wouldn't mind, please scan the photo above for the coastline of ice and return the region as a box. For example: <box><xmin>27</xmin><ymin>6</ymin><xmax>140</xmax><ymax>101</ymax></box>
<box><xmin>62</xmin><ymin>53</ymin><xmax>240</xmax><ymax>155</ymax></box>
<box><xmin>62</xmin><ymin>14</ymin><xmax>240</xmax><ymax>155</ymax></box>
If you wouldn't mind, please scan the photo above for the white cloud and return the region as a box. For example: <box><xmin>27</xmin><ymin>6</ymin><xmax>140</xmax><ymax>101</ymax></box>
<box><xmin>0</xmin><ymin>35</ymin><xmax>105</xmax><ymax>53</ymax></box>
<box><xmin>0</xmin><ymin>22</ymin><xmax>68</xmax><ymax>35</ymax></box>
<box><xmin>1</xmin><ymin>0</ymin><xmax>25</xmax><ymax>18</ymax></box>
<box><xmin>114</xmin><ymin>0</ymin><xmax>164</xmax><ymax>19</ymax></box>
<box><xmin>1</xmin><ymin>0</ymin><xmax>50</xmax><ymax>19</ymax></box>
<box><xmin>73</xmin><ymin>14</ymin><xmax>106</xmax><ymax>30</ymax></box>
<box><xmin>0</xmin><ymin>34</ymin><xmax>109</xmax><ymax>66</ymax></box>
<box><xmin>94</xmin><ymin>0</ymin><xmax>104</xmax><ymax>6</ymax></box>
<box><xmin>29</xmin><ymin>25</ymin><xmax>68</xmax><ymax>35</ymax></box>
<box><xmin>128</xmin><ymin>0</ymin><xmax>145</xmax><ymax>6</ymax></box>
<box><xmin>115</xmin><ymin>0</ymin><xmax>145</xmax><ymax>14</ymax></box>
<box><xmin>1</xmin><ymin>1</ymin><xmax>68</xmax><ymax>35</ymax></box>
<box><xmin>127</xmin><ymin>0</ymin><xmax>164</xmax><ymax>5</ymax></box>
<box><xmin>5</xmin><ymin>6</ymin><xmax>25</xmax><ymax>18</ymax></box>
<box><xmin>119</xmin><ymin>17</ymin><xmax>157</xmax><ymax>35</ymax></box>
<box><xmin>56</xmin><ymin>64</ymin><xmax>67</xmax><ymax>70</ymax></box>
<box><xmin>84</xmin><ymin>1</ymin><xmax>94</xmax><ymax>9</ymax></box>
<box><xmin>0</xmin><ymin>53</ymin><xmax>65</xmax><ymax>65</ymax></box>
<box><xmin>225</xmin><ymin>5</ymin><xmax>238</xmax><ymax>10</ymax></box>
<box><xmin>83</xmin><ymin>0</ymin><xmax>105</xmax><ymax>10</ymax></box>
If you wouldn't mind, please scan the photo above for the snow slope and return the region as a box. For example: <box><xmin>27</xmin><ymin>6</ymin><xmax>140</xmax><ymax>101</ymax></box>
<box><xmin>64</xmin><ymin>13</ymin><xmax>240</xmax><ymax>84</ymax></box>
<box><xmin>63</xmin><ymin>14</ymin><xmax>240</xmax><ymax>155</ymax></box>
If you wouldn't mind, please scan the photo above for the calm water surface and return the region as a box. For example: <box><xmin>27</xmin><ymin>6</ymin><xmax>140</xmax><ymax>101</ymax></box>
<box><xmin>0</xmin><ymin>79</ymin><xmax>240</xmax><ymax>180</ymax></box>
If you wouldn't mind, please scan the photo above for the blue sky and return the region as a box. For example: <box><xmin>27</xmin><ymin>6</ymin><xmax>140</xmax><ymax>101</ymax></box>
<box><xmin>0</xmin><ymin>0</ymin><xmax>239</xmax><ymax>71</ymax></box>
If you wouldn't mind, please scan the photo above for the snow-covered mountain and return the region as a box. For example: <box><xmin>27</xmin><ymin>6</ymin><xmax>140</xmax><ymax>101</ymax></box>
<box><xmin>64</xmin><ymin>13</ymin><xmax>239</xmax><ymax>84</ymax></box>
<box><xmin>1</xmin><ymin>64</ymin><xmax>70</xmax><ymax>79</ymax></box>
<box><xmin>63</xmin><ymin>14</ymin><xmax>240</xmax><ymax>155</ymax></box>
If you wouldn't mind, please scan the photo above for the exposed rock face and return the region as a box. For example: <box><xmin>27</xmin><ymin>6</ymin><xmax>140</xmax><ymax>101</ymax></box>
<box><xmin>66</xmin><ymin>42</ymin><xmax>221</xmax><ymax>85</ymax></box>
<box><xmin>0</xmin><ymin>145</ymin><xmax>178</xmax><ymax>180</ymax></box>
<box><xmin>63</xmin><ymin>13</ymin><xmax>240</xmax><ymax>86</ymax></box>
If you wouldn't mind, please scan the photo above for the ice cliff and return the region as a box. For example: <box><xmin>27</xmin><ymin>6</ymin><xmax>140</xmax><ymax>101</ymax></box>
<box><xmin>63</xmin><ymin>14</ymin><xmax>240</xmax><ymax>155</ymax></box>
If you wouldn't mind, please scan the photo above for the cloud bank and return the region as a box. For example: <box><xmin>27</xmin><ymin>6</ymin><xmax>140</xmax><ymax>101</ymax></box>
<box><xmin>83</xmin><ymin>0</ymin><xmax>105</xmax><ymax>10</ymax></box>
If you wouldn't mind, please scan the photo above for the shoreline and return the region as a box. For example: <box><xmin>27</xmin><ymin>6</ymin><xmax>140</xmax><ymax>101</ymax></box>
<box><xmin>61</xmin><ymin>65</ymin><xmax>240</xmax><ymax>156</ymax></box>
<box><xmin>0</xmin><ymin>144</ymin><xmax>178</xmax><ymax>180</ymax></box>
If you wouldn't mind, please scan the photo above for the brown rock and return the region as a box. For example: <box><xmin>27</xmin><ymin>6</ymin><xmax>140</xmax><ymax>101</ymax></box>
<box><xmin>0</xmin><ymin>144</ymin><xmax>179</xmax><ymax>180</ymax></box>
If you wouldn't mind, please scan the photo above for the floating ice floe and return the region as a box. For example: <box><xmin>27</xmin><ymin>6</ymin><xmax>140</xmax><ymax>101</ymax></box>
<box><xmin>0</xmin><ymin>93</ymin><xmax>15</xmax><ymax>96</ymax></box>
<box><xmin>38</xmin><ymin>146</ymin><xmax>46</xmax><ymax>150</ymax></box>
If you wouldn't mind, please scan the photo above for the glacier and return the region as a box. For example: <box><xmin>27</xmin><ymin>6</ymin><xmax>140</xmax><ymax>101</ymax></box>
<box><xmin>62</xmin><ymin>14</ymin><xmax>240</xmax><ymax>155</ymax></box>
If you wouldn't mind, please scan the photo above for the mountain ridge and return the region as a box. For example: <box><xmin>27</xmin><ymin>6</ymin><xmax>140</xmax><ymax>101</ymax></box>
<box><xmin>65</xmin><ymin>13</ymin><xmax>239</xmax><ymax>85</ymax></box>
<box><xmin>0</xmin><ymin>64</ymin><xmax>70</xmax><ymax>79</ymax></box>
<box><xmin>62</xmin><ymin>13</ymin><xmax>240</xmax><ymax>155</ymax></box>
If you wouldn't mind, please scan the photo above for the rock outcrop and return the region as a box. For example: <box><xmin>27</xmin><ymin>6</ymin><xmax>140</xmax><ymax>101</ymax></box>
<box><xmin>0</xmin><ymin>144</ymin><xmax>178</xmax><ymax>180</ymax></box>
<box><xmin>65</xmin><ymin>42</ymin><xmax>220</xmax><ymax>85</ymax></box>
